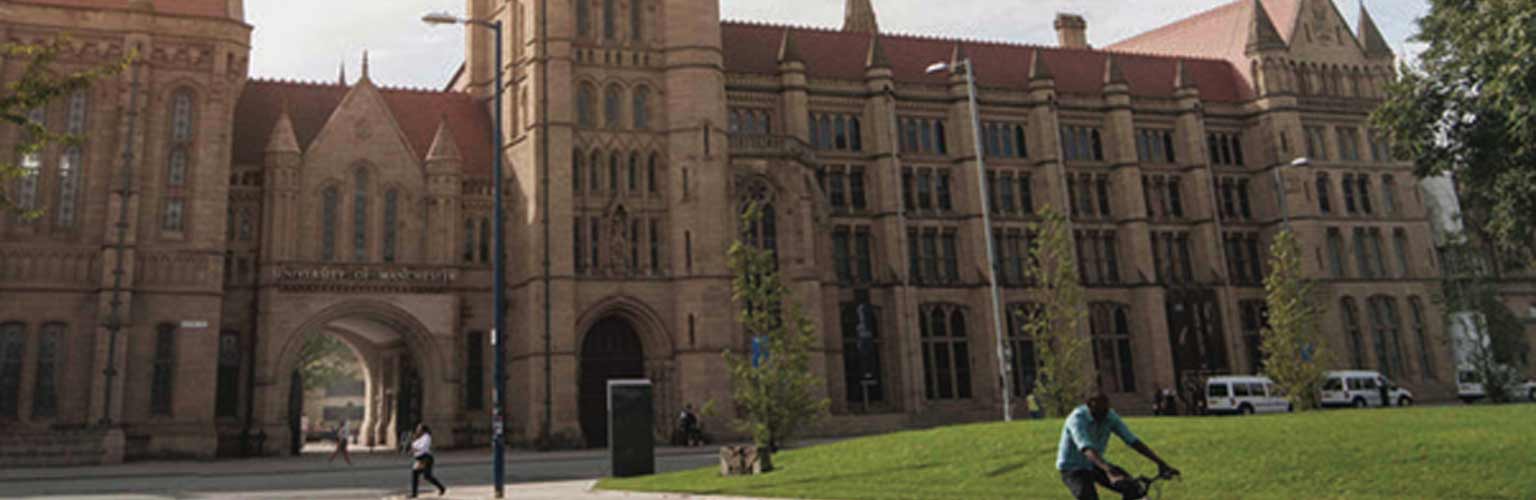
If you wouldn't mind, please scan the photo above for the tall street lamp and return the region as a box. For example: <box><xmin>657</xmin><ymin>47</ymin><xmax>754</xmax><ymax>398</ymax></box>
<box><xmin>423</xmin><ymin>12</ymin><xmax>507</xmax><ymax>498</ymax></box>
<box><xmin>1275</xmin><ymin>157</ymin><xmax>1310</xmax><ymax>230</ymax></box>
<box><xmin>926</xmin><ymin>58</ymin><xmax>1012</xmax><ymax>422</ymax></box>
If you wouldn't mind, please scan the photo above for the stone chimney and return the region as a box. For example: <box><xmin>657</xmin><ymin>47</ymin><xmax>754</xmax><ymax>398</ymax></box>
<box><xmin>1055</xmin><ymin>13</ymin><xmax>1088</xmax><ymax>49</ymax></box>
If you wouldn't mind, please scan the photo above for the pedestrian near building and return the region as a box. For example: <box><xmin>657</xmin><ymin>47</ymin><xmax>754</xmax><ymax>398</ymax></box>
<box><xmin>328</xmin><ymin>420</ymin><xmax>352</xmax><ymax>465</ymax></box>
<box><xmin>1026</xmin><ymin>392</ymin><xmax>1043</xmax><ymax>419</ymax></box>
<box><xmin>408</xmin><ymin>424</ymin><xmax>446</xmax><ymax>498</ymax></box>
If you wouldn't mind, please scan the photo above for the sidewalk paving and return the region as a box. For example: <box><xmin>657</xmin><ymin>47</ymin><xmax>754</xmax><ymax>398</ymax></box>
<box><xmin>380</xmin><ymin>480</ymin><xmax>805</xmax><ymax>500</ymax></box>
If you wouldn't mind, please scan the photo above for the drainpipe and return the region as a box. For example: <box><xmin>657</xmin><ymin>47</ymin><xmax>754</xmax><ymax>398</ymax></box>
<box><xmin>539</xmin><ymin>0</ymin><xmax>553</xmax><ymax>443</ymax></box>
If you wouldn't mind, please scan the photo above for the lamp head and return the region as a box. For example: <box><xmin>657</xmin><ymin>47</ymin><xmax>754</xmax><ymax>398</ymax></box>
<box><xmin>1290</xmin><ymin>157</ymin><xmax>1311</xmax><ymax>167</ymax></box>
<box><xmin>422</xmin><ymin>12</ymin><xmax>463</xmax><ymax>25</ymax></box>
<box><xmin>925</xmin><ymin>61</ymin><xmax>951</xmax><ymax>75</ymax></box>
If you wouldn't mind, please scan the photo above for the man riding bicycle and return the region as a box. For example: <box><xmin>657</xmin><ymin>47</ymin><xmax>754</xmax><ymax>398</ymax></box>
<box><xmin>1057</xmin><ymin>392</ymin><xmax>1180</xmax><ymax>499</ymax></box>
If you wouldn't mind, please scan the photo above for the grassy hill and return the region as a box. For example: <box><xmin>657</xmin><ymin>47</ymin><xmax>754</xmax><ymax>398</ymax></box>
<box><xmin>600</xmin><ymin>405</ymin><xmax>1536</xmax><ymax>499</ymax></box>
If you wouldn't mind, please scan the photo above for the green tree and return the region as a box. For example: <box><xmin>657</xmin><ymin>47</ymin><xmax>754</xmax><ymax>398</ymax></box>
<box><xmin>1371</xmin><ymin>0</ymin><xmax>1536</xmax><ymax>260</ymax></box>
<box><xmin>1019</xmin><ymin>206</ymin><xmax>1090</xmax><ymax>417</ymax></box>
<box><xmin>722</xmin><ymin>202</ymin><xmax>828</xmax><ymax>462</ymax></box>
<box><xmin>1439</xmin><ymin>239</ymin><xmax>1531</xmax><ymax>403</ymax></box>
<box><xmin>1260</xmin><ymin>230</ymin><xmax>1327</xmax><ymax>411</ymax></box>
<box><xmin>298</xmin><ymin>334</ymin><xmax>360</xmax><ymax>393</ymax></box>
<box><xmin>3</xmin><ymin>39</ymin><xmax>129</xmax><ymax>216</ymax></box>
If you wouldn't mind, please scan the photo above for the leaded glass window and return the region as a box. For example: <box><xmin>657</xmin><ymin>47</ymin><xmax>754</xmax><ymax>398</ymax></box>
<box><xmin>920</xmin><ymin>304</ymin><xmax>971</xmax><ymax>400</ymax></box>
<box><xmin>383</xmin><ymin>190</ymin><xmax>399</xmax><ymax>262</ymax></box>
<box><xmin>353</xmin><ymin>169</ymin><xmax>368</xmax><ymax>261</ymax></box>
<box><xmin>633</xmin><ymin>88</ymin><xmax>649</xmax><ymax>129</ymax></box>
<box><xmin>150</xmin><ymin>324</ymin><xmax>176</xmax><ymax>416</ymax></box>
<box><xmin>322</xmin><ymin>187</ymin><xmax>339</xmax><ymax>261</ymax></box>
<box><xmin>31</xmin><ymin>323</ymin><xmax>62</xmax><ymax>418</ymax></box>
<box><xmin>604</xmin><ymin>85</ymin><xmax>621</xmax><ymax>129</ymax></box>
<box><xmin>0</xmin><ymin>323</ymin><xmax>24</xmax><ymax>417</ymax></box>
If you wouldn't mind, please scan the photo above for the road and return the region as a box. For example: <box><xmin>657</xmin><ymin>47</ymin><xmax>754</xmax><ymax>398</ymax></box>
<box><xmin>2</xmin><ymin>446</ymin><xmax>722</xmax><ymax>499</ymax></box>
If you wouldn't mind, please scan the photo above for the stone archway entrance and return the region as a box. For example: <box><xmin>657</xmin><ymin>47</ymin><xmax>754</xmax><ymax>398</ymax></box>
<box><xmin>578</xmin><ymin>316</ymin><xmax>646</xmax><ymax>448</ymax></box>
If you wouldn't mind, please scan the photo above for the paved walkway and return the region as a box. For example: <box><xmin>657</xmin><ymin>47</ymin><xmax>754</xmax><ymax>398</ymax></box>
<box><xmin>379</xmin><ymin>480</ymin><xmax>804</xmax><ymax>500</ymax></box>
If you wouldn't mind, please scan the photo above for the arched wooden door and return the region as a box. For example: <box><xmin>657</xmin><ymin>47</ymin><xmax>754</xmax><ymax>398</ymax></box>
<box><xmin>578</xmin><ymin>317</ymin><xmax>645</xmax><ymax>447</ymax></box>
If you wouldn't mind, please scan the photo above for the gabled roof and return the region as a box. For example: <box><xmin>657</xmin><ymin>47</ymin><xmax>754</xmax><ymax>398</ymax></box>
<box><xmin>1107</xmin><ymin>0</ymin><xmax>1301</xmax><ymax>88</ymax></box>
<box><xmin>12</xmin><ymin>0</ymin><xmax>232</xmax><ymax>19</ymax></box>
<box><xmin>721</xmin><ymin>22</ymin><xmax>1250</xmax><ymax>102</ymax></box>
<box><xmin>233</xmin><ymin>80</ymin><xmax>494</xmax><ymax>177</ymax></box>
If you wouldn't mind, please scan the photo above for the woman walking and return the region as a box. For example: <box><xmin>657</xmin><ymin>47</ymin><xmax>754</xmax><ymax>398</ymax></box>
<box><xmin>328</xmin><ymin>420</ymin><xmax>352</xmax><ymax>465</ymax></box>
<box><xmin>408</xmin><ymin>424</ymin><xmax>446</xmax><ymax>497</ymax></box>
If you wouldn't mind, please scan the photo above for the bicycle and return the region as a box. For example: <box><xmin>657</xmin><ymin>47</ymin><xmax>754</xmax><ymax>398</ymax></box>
<box><xmin>1129</xmin><ymin>468</ymin><xmax>1181</xmax><ymax>500</ymax></box>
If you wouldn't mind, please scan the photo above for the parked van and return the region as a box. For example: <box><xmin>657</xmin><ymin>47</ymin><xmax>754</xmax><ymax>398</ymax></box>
<box><xmin>1320</xmin><ymin>370</ymin><xmax>1413</xmax><ymax>408</ymax></box>
<box><xmin>1457</xmin><ymin>368</ymin><xmax>1536</xmax><ymax>403</ymax></box>
<box><xmin>1205</xmin><ymin>376</ymin><xmax>1291</xmax><ymax>415</ymax></box>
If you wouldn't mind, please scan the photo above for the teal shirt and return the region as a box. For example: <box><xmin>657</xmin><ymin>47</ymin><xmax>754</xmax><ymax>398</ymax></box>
<box><xmin>1056</xmin><ymin>404</ymin><xmax>1140</xmax><ymax>471</ymax></box>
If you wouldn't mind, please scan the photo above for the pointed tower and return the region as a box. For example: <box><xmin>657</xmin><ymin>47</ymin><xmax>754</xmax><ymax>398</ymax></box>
<box><xmin>338</xmin><ymin>59</ymin><xmax>347</xmax><ymax>86</ymax></box>
<box><xmin>424</xmin><ymin>118</ymin><xmax>464</xmax><ymax>265</ymax></box>
<box><xmin>262</xmin><ymin>104</ymin><xmax>303</xmax><ymax>260</ymax></box>
<box><xmin>1357</xmin><ymin>5</ymin><xmax>1394</xmax><ymax>60</ymax></box>
<box><xmin>359</xmin><ymin>50</ymin><xmax>372</xmax><ymax>85</ymax></box>
<box><xmin>1246</xmin><ymin>0</ymin><xmax>1288</xmax><ymax>54</ymax></box>
<box><xmin>843</xmin><ymin>0</ymin><xmax>879</xmax><ymax>33</ymax></box>
<box><xmin>866</xmin><ymin>34</ymin><xmax>891</xmax><ymax>69</ymax></box>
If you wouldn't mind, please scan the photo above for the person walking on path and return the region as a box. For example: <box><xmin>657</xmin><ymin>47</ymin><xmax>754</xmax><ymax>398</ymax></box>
<box><xmin>679</xmin><ymin>404</ymin><xmax>703</xmax><ymax>447</ymax></box>
<box><xmin>328</xmin><ymin>420</ymin><xmax>352</xmax><ymax>465</ymax></box>
<box><xmin>1057</xmin><ymin>392</ymin><xmax>1179</xmax><ymax>499</ymax></box>
<box><xmin>408</xmin><ymin>424</ymin><xmax>446</xmax><ymax>498</ymax></box>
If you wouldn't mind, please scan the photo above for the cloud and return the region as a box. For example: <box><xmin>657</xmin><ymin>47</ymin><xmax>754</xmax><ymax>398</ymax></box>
<box><xmin>248</xmin><ymin>0</ymin><xmax>1427</xmax><ymax>88</ymax></box>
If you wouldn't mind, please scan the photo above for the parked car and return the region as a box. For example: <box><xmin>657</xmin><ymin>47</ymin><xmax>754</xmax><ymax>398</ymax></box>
<box><xmin>1457</xmin><ymin>368</ymin><xmax>1536</xmax><ymax>403</ymax></box>
<box><xmin>1205</xmin><ymin>375</ymin><xmax>1291</xmax><ymax>415</ymax></box>
<box><xmin>1320</xmin><ymin>370</ymin><xmax>1413</xmax><ymax>408</ymax></box>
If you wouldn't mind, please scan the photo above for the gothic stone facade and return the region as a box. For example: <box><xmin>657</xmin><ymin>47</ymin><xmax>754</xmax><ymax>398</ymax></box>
<box><xmin>0</xmin><ymin>0</ymin><xmax>1458</xmax><ymax>462</ymax></box>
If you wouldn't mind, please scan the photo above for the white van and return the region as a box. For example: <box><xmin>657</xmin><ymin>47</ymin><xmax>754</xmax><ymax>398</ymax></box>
<box><xmin>1457</xmin><ymin>368</ymin><xmax>1536</xmax><ymax>403</ymax></box>
<box><xmin>1320</xmin><ymin>370</ymin><xmax>1413</xmax><ymax>408</ymax></box>
<box><xmin>1205</xmin><ymin>376</ymin><xmax>1291</xmax><ymax>415</ymax></box>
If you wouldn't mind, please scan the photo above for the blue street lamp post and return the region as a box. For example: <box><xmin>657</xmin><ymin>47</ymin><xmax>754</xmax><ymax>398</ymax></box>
<box><xmin>423</xmin><ymin>12</ymin><xmax>506</xmax><ymax>498</ymax></box>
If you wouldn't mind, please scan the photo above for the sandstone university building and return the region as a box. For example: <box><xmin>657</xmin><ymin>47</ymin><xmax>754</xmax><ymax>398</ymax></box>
<box><xmin>0</xmin><ymin>0</ymin><xmax>1454</xmax><ymax>462</ymax></box>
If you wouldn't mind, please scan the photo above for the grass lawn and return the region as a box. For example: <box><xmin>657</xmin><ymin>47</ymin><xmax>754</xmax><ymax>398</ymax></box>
<box><xmin>599</xmin><ymin>405</ymin><xmax>1536</xmax><ymax>499</ymax></box>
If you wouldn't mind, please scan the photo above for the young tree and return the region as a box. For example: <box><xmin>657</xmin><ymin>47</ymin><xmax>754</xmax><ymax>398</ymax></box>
<box><xmin>1019</xmin><ymin>206</ymin><xmax>1090</xmax><ymax>417</ymax></box>
<box><xmin>722</xmin><ymin>202</ymin><xmax>828</xmax><ymax>462</ymax></box>
<box><xmin>1260</xmin><ymin>230</ymin><xmax>1327</xmax><ymax>410</ymax></box>
<box><xmin>1371</xmin><ymin>0</ymin><xmax>1536</xmax><ymax>260</ymax></box>
<box><xmin>2</xmin><ymin>39</ymin><xmax>129</xmax><ymax>216</ymax></box>
<box><xmin>298</xmin><ymin>334</ymin><xmax>360</xmax><ymax>393</ymax></box>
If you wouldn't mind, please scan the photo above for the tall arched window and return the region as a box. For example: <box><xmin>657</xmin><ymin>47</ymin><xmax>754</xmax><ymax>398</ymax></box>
<box><xmin>576</xmin><ymin>0</ymin><xmax>591</xmax><ymax>37</ymax></box>
<box><xmin>627</xmin><ymin>152</ymin><xmax>639</xmax><ymax>192</ymax></box>
<box><xmin>647</xmin><ymin>153</ymin><xmax>659</xmax><ymax>194</ymax></box>
<box><xmin>0</xmin><ymin>323</ymin><xmax>24</xmax><ymax>418</ymax></box>
<box><xmin>602</xmin><ymin>0</ymin><xmax>616</xmax><ymax>39</ymax></box>
<box><xmin>321</xmin><ymin>186</ymin><xmax>339</xmax><ymax>261</ymax></box>
<box><xmin>16</xmin><ymin>107</ymin><xmax>45</xmax><ymax>215</ymax></box>
<box><xmin>353</xmin><ymin>169</ymin><xmax>368</xmax><ymax>261</ymax></box>
<box><xmin>589</xmin><ymin>150</ymin><xmax>603</xmax><ymax>193</ymax></box>
<box><xmin>150</xmin><ymin>323</ymin><xmax>176</xmax><ymax>416</ymax></box>
<box><xmin>1342</xmin><ymin>297</ymin><xmax>1364</xmax><ymax>368</ymax></box>
<box><xmin>630</xmin><ymin>0</ymin><xmax>643</xmax><ymax>41</ymax></box>
<box><xmin>162</xmin><ymin>89</ymin><xmax>196</xmax><ymax>232</ymax></box>
<box><xmin>1091</xmin><ymin>303</ymin><xmax>1136</xmax><ymax>393</ymax></box>
<box><xmin>1409</xmin><ymin>297</ymin><xmax>1435</xmax><ymax>381</ymax></box>
<box><xmin>57</xmin><ymin>90</ymin><xmax>88</xmax><ymax>228</ymax></box>
<box><xmin>841</xmin><ymin>302</ymin><xmax>884</xmax><ymax>403</ymax></box>
<box><xmin>604</xmin><ymin>85</ymin><xmax>622</xmax><ymax>129</ymax></box>
<box><xmin>31</xmin><ymin>323</ymin><xmax>62</xmax><ymax>418</ymax></box>
<box><xmin>632</xmin><ymin>87</ymin><xmax>650</xmax><ymax>130</ymax></box>
<box><xmin>1368</xmin><ymin>296</ymin><xmax>1406</xmax><ymax>379</ymax></box>
<box><xmin>920</xmin><ymin>304</ymin><xmax>972</xmax><ymax>400</ymax></box>
<box><xmin>463</xmin><ymin>217</ymin><xmax>476</xmax><ymax>263</ymax></box>
<box><xmin>382</xmin><ymin>189</ymin><xmax>399</xmax><ymax>263</ymax></box>
<box><xmin>576</xmin><ymin>83</ymin><xmax>596</xmax><ymax>128</ymax></box>
<box><xmin>573</xmin><ymin>149</ymin><xmax>584</xmax><ymax>193</ymax></box>
<box><xmin>479</xmin><ymin>217</ymin><xmax>491</xmax><ymax>264</ymax></box>
<box><xmin>1005</xmin><ymin>303</ymin><xmax>1041</xmax><ymax>398</ymax></box>
<box><xmin>608</xmin><ymin>152</ymin><xmax>620</xmax><ymax>191</ymax></box>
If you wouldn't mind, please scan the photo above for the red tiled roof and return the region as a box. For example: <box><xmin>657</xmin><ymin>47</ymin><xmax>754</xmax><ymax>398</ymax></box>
<box><xmin>12</xmin><ymin>0</ymin><xmax>231</xmax><ymax>19</ymax></box>
<box><xmin>1107</xmin><ymin>0</ymin><xmax>1301</xmax><ymax>84</ymax></box>
<box><xmin>233</xmin><ymin>80</ymin><xmax>494</xmax><ymax>177</ymax></box>
<box><xmin>721</xmin><ymin>22</ymin><xmax>1250</xmax><ymax>102</ymax></box>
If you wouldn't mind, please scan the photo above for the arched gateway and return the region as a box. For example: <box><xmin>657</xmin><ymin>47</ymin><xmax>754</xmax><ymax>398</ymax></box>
<box><xmin>578</xmin><ymin>316</ymin><xmax>646</xmax><ymax>447</ymax></box>
<box><xmin>258</xmin><ymin>299</ymin><xmax>448</xmax><ymax>455</ymax></box>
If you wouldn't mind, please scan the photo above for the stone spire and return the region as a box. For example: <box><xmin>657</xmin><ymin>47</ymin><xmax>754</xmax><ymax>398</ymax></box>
<box><xmin>777</xmin><ymin>29</ymin><xmax>803</xmax><ymax>63</ymax></box>
<box><xmin>338</xmin><ymin>59</ymin><xmax>347</xmax><ymax>86</ymax></box>
<box><xmin>842</xmin><ymin>0</ymin><xmax>879</xmax><ymax>34</ymax></box>
<box><xmin>1358</xmin><ymin>4</ymin><xmax>1394</xmax><ymax>59</ymax></box>
<box><xmin>1028</xmin><ymin>51</ymin><xmax>1054</xmax><ymax>81</ymax></box>
<box><xmin>425</xmin><ymin>118</ymin><xmax>462</xmax><ymax>163</ymax></box>
<box><xmin>1246</xmin><ymin>0</ymin><xmax>1287</xmax><ymax>54</ymax></box>
<box><xmin>360</xmin><ymin>50</ymin><xmax>372</xmax><ymax>83</ymax></box>
<box><xmin>265</xmin><ymin>104</ymin><xmax>300</xmax><ymax>154</ymax></box>
<box><xmin>866</xmin><ymin>34</ymin><xmax>890</xmax><ymax>69</ymax></box>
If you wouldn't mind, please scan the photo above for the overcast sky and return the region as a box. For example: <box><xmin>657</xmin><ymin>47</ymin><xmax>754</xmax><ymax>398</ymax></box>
<box><xmin>248</xmin><ymin>0</ymin><xmax>1429</xmax><ymax>89</ymax></box>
